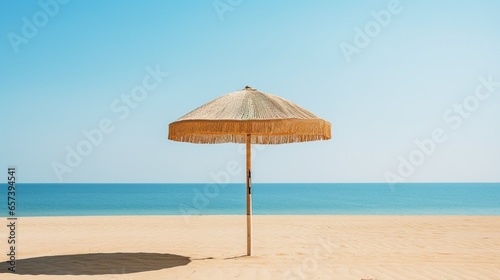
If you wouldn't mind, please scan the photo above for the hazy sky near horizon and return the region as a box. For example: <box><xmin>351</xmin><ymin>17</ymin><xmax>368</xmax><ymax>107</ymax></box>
<box><xmin>1</xmin><ymin>0</ymin><xmax>499</xmax><ymax>183</ymax></box>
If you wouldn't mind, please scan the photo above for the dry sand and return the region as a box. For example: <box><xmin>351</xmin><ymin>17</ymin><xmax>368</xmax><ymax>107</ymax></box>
<box><xmin>1</xmin><ymin>215</ymin><xmax>499</xmax><ymax>279</ymax></box>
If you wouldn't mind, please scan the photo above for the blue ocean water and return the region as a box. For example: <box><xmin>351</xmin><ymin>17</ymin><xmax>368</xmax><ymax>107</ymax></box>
<box><xmin>1</xmin><ymin>183</ymin><xmax>499</xmax><ymax>217</ymax></box>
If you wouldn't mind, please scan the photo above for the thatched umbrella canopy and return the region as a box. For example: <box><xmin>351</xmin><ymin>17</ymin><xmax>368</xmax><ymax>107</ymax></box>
<box><xmin>168</xmin><ymin>86</ymin><xmax>331</xmax><ymax>256</ymax></box>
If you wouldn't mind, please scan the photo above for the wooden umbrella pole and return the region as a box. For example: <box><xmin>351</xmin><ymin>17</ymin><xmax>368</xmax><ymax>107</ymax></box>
<box><xmin>246</xmin><ymin>134</ymin><xmax>252</xmax><ymax>256</ymax></box>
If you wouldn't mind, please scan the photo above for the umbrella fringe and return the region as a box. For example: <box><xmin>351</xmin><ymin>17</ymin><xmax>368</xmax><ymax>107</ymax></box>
<box><xmin>168</xmin><ymin>119</ymin><xmax>331</xmax><ymax>144</ymax></box>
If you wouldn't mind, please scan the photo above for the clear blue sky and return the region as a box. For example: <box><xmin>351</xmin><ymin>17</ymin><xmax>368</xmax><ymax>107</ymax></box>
<box><xmin>1</xmin><ymin>0</ymin><xmax>499</xmax><ymax>183</ymax></box>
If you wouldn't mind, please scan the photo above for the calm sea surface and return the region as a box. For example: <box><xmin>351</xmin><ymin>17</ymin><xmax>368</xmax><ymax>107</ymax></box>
<box><xmin>2</xmin><ymin>183</ymin><xmax>499</xmax><ymax>217</ymax></box>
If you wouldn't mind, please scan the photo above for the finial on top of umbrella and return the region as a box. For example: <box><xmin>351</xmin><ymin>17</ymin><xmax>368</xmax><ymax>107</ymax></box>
<box><xmin>244</xmin><ymin>86</ymin><xmax>255</xmax><ymax>90</ymax></box>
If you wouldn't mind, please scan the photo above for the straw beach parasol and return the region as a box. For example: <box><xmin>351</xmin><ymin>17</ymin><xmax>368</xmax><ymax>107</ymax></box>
<box><xmin>168</xmin><ymin>86</ymin><xmax>331</xmax><ymax>256</ymax></box>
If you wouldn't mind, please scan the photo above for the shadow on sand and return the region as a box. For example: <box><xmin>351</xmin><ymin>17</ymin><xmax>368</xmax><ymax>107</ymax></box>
<box><xmin>0</xmin><ymin>252</ymin><xmax>190</xmax><ymax>275</ymax></box>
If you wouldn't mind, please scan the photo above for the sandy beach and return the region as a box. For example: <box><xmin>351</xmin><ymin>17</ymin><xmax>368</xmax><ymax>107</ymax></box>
<box><xmin>1</xmin><ymin>215</ymin><xmax>499</xmax><ymax>279</ymax></box>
